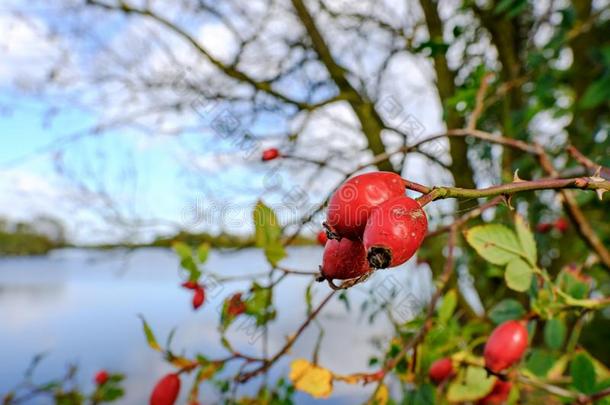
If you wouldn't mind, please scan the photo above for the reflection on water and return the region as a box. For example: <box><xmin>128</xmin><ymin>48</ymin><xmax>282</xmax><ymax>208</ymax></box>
<box><xmin>0</xmin><ymin>248</ymin><xmax>433</xmax><ymax>404</ymax></box>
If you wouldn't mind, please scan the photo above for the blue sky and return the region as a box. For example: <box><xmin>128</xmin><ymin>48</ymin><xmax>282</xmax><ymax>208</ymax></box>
<box><xmin>0</xmin><ymin>1</ymin><xmax>453</xmax><ymax>244</ymax></box>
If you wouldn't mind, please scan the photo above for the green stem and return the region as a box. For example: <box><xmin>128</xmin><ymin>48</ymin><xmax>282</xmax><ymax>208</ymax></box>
<box><xmin>413</xmin><ymin>177</ymin><xmax>609</xmax><ymax>206</ymax></box>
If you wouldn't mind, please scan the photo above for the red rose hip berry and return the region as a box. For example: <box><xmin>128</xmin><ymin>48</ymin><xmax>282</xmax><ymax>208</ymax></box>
<box><xmin>150</xmin><ymin>373</ymin><xmax>181</xmax><ymax>405</ymax></box>
<box><xmin>484</xmin><ymin>320</ymin><xmax>528</xmax><ymax>373</ymax></box>
<box><xmin>94</xmin><ymin>370</ymin><xmax>109</xmax><ymax>385</ymax></box>
<box><xmin>317</xmin><ymin>230</ymin><xmax>328</xmax><ymax>246</ymax></box>
<box><xmin>477</xmin><ymin>379</ymin><xmax>512</xmax><ymax>405</ymax></box>
<box><xmin>325</xmin><ymin>172</ymin><xmax>405</xmax><ymax>240</ymax></box>
<box><xmin>428</xmin><ymin>358</ymin><xmax>455</xmax><ymax>385</ymax></box>
<box><xmin>535</xmin><ymin>222</ymin><xmax>553</xmax><ymax>234</ymax></box>
<box><xmin>261</xmin><ymin>148</ymin><xmax>280</xmax><ymax>161</ymax></box>
<box><xmin>320</xmin><ymin>238</ymin><xmax>371</xmax><ymax>280</ymax></box>
<box><xmin>192</xmin><ymin>287</ymin><xmax>205</xmax><ymax>310</ymax></box>
<box><xmin>554</xmin><ymin>217</ymin><xmax>569</xmax><ymax>233</ymax></box>
<box><xmin>181</xmin><ymin>281</ymin><xmax>198</xmax><ymax>290</ymax></box>
<box><xmin>363</xmin><ymin>196</ymin><xmax>427</xmax><ymax>269</ymax></box>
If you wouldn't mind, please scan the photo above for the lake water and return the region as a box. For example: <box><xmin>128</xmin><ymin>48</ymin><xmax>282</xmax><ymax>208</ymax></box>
<box><xmin>0</xmin><ymin>247</ymin><xmax>434</xmax><ymax>404</ymax></box>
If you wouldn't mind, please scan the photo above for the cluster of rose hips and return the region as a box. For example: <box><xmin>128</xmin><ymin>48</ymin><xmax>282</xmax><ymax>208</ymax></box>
<box><xmin>428</xmin><ymin>320</ymin><xmax>528</xmax><ymax>404</ymax></box>
<box><xmin>317</xmin><ymin>171</ymin><xmax>428</xmax><ymax>280</ymax></box>
<box><xmin>181</xmin><ymin>281</ymin><xmax>205</xmax><ymax>310</ymax></box>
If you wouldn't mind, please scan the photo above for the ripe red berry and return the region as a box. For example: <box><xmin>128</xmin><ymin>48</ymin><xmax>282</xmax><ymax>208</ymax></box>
<box><xmin>261</xmin><ymin>148</ymin><xmax>280</xmax><ymax>161</ymax></box>
<box><xmin>150</xmin><ymin>373</ymin><xmax>181</xmax><ymax>405</ymax></box>
<box><xmin>535</xmin><ymin>222</ymin><xmax>552</xmax><ymax>233</ymax></box>
<box><xmin>428</xmin><ymin>358</ymin><xmax>455</xmax><ymax>385</ymax></box>
<box><xmin>94</xmin><ymin>370</ymin><xmax>109</xmax><ymax>385</ymax></box>
<box><xmin>192</xmin><ymin>287</ymin><xmax>205</xmax><ymax>310</ymax></box>
<box><xmin>227</xmin><ymin>293</ymin><xmax>246</xmax><ymax>316</ymax></box>
<box><xmin>325</xmin><ymin>172</ymin><xmax>405</xmax><ymax>240</ymax></box>
<box><xmin>484</xmin><ymin>320</ymin><xmax>528</xmax><ymax>373</ymax></box>
<box><xmin>363</xmin><ymin>196</ymin><xmax>428</xmax><ymax>269</ymax></box>
<box><xmin>554</xmin><ymin>217</ymin><xmax>569</xmax><ymax>233</ymax></box>
<box><xmin>181</xmin><ymin>281</ymin><xmax>198</xmax><ymax>290</ymax></box>
<box><xmin>320</xmin><ymin>238</ymin><xmax>371</xmax><ymax>280</ymax></box>
<box><xmin>476</xmin><ymin>379</ymin><xmax>512</xmax><ymax>405</ymax></box>
<box><xmin>317</xmin><ymin>230</ymin><xmax>328</xmax><ymax>246</ymax></box>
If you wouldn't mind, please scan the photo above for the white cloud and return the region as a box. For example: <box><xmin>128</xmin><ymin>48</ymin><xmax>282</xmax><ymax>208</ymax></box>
<box><xmin>0</xmin><ymin>14</ymin><xmax>62</xmax><ymax>86</ymax></box>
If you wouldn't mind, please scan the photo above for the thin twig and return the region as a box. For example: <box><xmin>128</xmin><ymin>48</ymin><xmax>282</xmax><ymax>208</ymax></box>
<box><xmin>235</xmin><ymin>290</ymin><xmax>336</xmax><ymax>382</ymax></box>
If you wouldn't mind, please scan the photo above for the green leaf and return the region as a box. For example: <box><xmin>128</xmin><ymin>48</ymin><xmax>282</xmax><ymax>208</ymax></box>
<box><xmin>403</xmin><ymin>383</ymin><xmax>435</xmax><ymax>405</ymax></box>
<box><xmin>172</xmin><ymin>242</ymin><xmax>192</xmax><ymax>261</ymax></box>
<box><xmin>580</xmin><ymin>75</ymin><xmax>610</xmax><ymax>109</ymax></box>
<box><xmin>525</xmin><ymin>349</ymin><xmax>557</xmax><ymax>377</ymax></box>
<box><xmin>505</xmin><ymin>258</ymin><xmax>534</xmax><ymax>292</ymax></box>
<box><xmin>197</xmin><ymin>243</ymin><xmax>210</xmax><ymax>263</ymax></box>
<box><xmin>544</xmin><ymin>318</ymin><xmax>566</xmax><ymax>350</ymax></box>
<box><xmin>447</xmin><ymin>366</ymin><xmax>496</xmax><ymax>402</ymax></box>
<box><xmin>245</xmin><ymin>283</ymin><xmax>276</xmax><ymax>326</ymax></box>
<box><xmin>494</xmin><ymin>0</ymin><xmax>518</xmax><ymax>14</ymax></box>
<box><xmin>464</xmin><ymin>225</ymin><xmax>523</xmax><ymax>265</ymax></box>
<box><xmin>438</xmin><ymin>289</ymin><xmax>458</xmax><ymax>324</ymax></box>
<box><xmin>571</xmin><ymin>353</ymin><xmax>596</xmax><ymax>394</ymax></box>
<box><xmin>181</xmin><ymin>256</ymin><xmax>201</xmax><ymax>282</ymax></box>
<box><xmin>253</xmin><ymin>201</ymin><xmax>286</xmax><ymax>266</ymax></box>
<box><xmin>515</xmin><ymin>214</ymin><xmax>537</xmax><ymax>265</ymax></box>
<box><xmin>488</xmin><ymin>299</ymin><xmax>526</xmax><ymax>324</ymax></box>
<box><xmin>99</xmin><ymin>386</ymin><xmax>124</xmax><ymax>402</ymax></box>
<box><xmin>139</xmin><ymin>316</ymin><xmax>162</xmax><ymax>352</ymax></box>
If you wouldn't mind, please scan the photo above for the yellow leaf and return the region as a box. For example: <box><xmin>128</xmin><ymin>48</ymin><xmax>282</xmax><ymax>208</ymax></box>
<box><xmin>370</xmin><ymin>384</ymin><xmax>389</xmax><ymax>405</ymax></box>
<box><xmin>289</xmin><ymin>359</ymin><xmax>333</xmax><ymax>398</ymax></box>
<box><xmin>170</xmin><ymin>356</ymin><xmax>194</xmax><ymax>369</ymax></box>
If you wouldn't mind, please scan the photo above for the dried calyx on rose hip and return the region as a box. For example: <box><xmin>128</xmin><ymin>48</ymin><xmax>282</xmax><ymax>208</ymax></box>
<box><xmin>363</xmin><ymin>196</ymin><xmax>427</xmax><ymax>269</ymax></box>
<box><xmin>484</xmin><ymin>320</ymin><xmax>528</xmax><ymax>373</ymax></box>
<box><xmin>476</xmin><ymin>379</ymin><xmax>512</xmax><ymax>405</ymax></box>
<box><xmin>150</xmin><ymin>373</ymin><xmax>181</xmax><ymax>405</ymax></box>
<box><xmin>325</xmin><ymin>171</ymin><xmax>405</xmax><ymax>240</ymax></box>
<box><xmin>428</xmin><ymin>357</ymin><xmax>455</xmax><ymax>385</ymax></box>
<box><xmin>320</xmin><ymin>238</ymin><xmax>371</xmax><ymax>280</ymax></box>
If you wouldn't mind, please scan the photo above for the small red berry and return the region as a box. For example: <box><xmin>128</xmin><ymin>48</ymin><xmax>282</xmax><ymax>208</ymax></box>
<box><xmin>363</xmin><ymin>196</ymin><xmax>428</xmax><ymax>269</ymax></box>
<box><xmin>554</xmin><ymin>217</ymin><xmax>569</xmax><ymax>233</ymax></box>
<box><xmin>181</xmin><ymin>281</ymin><xmax>198</xmax><ymax>290</ymax></box>
<box><xmin>94</xmin><ymin>370</ymin><xmax>109</xmax><ymax>385</ymax></box>
<box><xmin>320</xmin><ymin>238</ymin><xmax>371</xmax><ymax>280</ymax></box>
<box><xmin>484</xmin><ymin>320</ymin><xmax>528</xmax><ymax>373</ymax></box>
<box><xmin>476</xmin><ymin>379</ymin><xmax>512</xmax><ymax>405</ymax></box>
<box><xmin>192</xmin><ymin>287</ymin><xmax>205</xmax><ymax>310</ymax></box>
<box><xmin>428</xmin><ymin>358</ymin><xmax>455</xmax><ymax>385</ymax></box>
<box><xmin>227</xmin><ymin>293</ymin><xmax>246</xmax><ymax>316</ymax></box>
<box><xmin>261</xmin><ymin>148</ymin><xmax>280</xmax><ymax>161</ymax></box>
<box><xmin>535</xmin><ymin>223</ymin><xmax>552</xmax><ymax>233</ymax></box>
<box><xmin>317</xmin><ymin>230</ymin><xmax>328</xmax><ymax>246</ymax></box>
<box><xmin>150</xmin><ymin>373</ymin><xmax>181</xmax><ymax>405</ymax></box>
<box><xmin>325</xmin><ymin>172</ymin><xmax>405</xmax><ymax>240</ymax></box>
